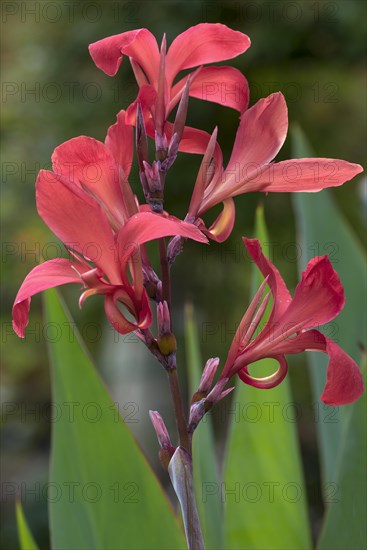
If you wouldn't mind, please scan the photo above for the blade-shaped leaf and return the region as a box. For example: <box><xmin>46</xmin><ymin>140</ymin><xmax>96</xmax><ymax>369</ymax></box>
<box><xmin>184</xmin><ymin>303</ymin><xmax>223</xmax><ymax>549</ymax></box>
<box><xmin>44</xmin><ymin>288</ymin><xmax>186</xmax><ymax>550</ymax></box>
<box><xmin>15</xmin><ymin>501</ymin><xmax>39</xmax><ymax>550</ymax></box>
<box><xmin>292</xmin><ymin>125</ymin><xmax>366</xmax><ymax>484</ymax></box>
<box><xmin>223</xmin><ymin>206</ymin><xmax>311</xmax><ymax>549</ymax></box>
<box><xmin>317</xmin><ymin>359</ymin><xmax>366</xmax><ymax>549</ymax></box>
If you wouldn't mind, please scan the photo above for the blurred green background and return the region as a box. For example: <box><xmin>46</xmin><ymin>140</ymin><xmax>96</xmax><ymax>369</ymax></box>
<box><xmin>1</xmin><ymin>0</ymin><xmax>366</xmax><ymax>548</ymax></box>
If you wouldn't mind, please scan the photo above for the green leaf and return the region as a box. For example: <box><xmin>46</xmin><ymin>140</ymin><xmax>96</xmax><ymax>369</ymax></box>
<box><xmin>317</xmin><ymin>359</ymin><xmax>366</xmax><ymax>549</ymax></box>
<box><xmin>44</xmin><ymin>288</ymin><xmax>186</xmax><ymax>550</ymax></box>
<box><xmin>292</xmin><ymin>125</ymin><xmax>366</xmax><ymax>484</ymax></box>
<box><xmin>223</xmin><ymin>206</ymin><xmax>311</xmax><ymax>549</ymax></box>
<box><xmin>15</xmin><ymin>501</ymin><xmax>39</xmax><ymax>550</ymax></box>
<box><xmin>184</xmin><ymin>304</ymin><xmax>223</xmax><ymax>549</ymax></box>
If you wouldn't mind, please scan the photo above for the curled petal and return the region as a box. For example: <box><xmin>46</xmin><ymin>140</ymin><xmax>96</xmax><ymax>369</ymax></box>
<box><xmin>12</xmin><ymin>259</ymin><xmax>86</xmax><ymax>338</ymax></box>
<box><xmin>238</xmin><ymin>355</ymin><xmax>288</xmax><ymax>389</ymax></box>
<box><xmin>198</xmin><ymin>198</ymin><xmax>236</xmax><ymax>242</ymax></box>
<box><xmin>104</xmin><ymin>288</ymin><xmax>152</xmax><ymax>334</ymax></box>
<box><xmin>89</xmin><ymin>28</ymin><xmax>160</xmax><ymax>84</ymax></box>
<box><xmin>171</xmin><ymin>66</ymin><xmax>249</xmax><ymax>113</ymax></box>
<box><xmin>166</xmin><ymin>23</ymin><xmax>250</xmax><ymax>86</ymax></box>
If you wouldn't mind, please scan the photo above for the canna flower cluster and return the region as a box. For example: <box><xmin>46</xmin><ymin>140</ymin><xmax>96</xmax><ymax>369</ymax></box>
<box><xmin>13</xmin><ymin>24</ymin><xmax>363</xmax><ymax>414</ymax></box>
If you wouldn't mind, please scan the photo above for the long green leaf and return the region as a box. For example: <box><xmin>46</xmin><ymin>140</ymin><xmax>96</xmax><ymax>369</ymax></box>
<box><xmin>292</xmin><ymin>126</ymin><xmax>366</xmax><ymax>484</ymax></box>
<box><xmin>184</xmin><ymin>303</ymin><xmax>223</xmax><ymax>549</ymax></box>
<box><xmin>317</xmin><ymin>360</ymin><xmax>366</xmax><ymax>549</ymax></box>
<box><xmin>15</xmin><ymin>501</ymin><xmax>39</xmax><ymax>550</ymax></box>
<box><xmin>223</xmin><ymin>206</ymin><xmax>311</xmax><ymax>549</ymax></box>
<box><xmin>44</xmin><ymin>288</ymin><xmax>186</xmax><ymax>550</ymax></box>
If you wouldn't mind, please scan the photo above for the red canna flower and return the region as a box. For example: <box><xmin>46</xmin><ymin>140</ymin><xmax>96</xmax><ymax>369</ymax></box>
<box><xmin>188</xmin><ymin>93</ymin><xmax>363</xmax><ymax>242</ymax></box>
<box><xmin>12</xmin><ymin>111</ymin><xmax>207</xmax><ymax>338</ymax></box>
<box><xmin>89</xmin><ymin>24</ymin><xmax>250</xmax><ymax>156</ymax></box>
<box><xmin>220</xmin><ymin>238</ymin><xmax>364</xmax><ymax>406</ymax></box>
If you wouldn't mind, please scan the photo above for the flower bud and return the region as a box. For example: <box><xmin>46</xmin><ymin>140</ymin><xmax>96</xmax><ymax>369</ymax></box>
<box><xmin>167</xmin><ymin>235</ymin><xmax>185</xmax><ymax>265</ymax></box>
<box><xmin>188</xmin><ymin>400</ymin><xmax>206</xmax><ymax>433</ymax></box>
<box><xmin>191</xmin><ymin>357</ymin><xmax>220</xmax><ymax>403</ymax></box>
<box><xmin>149</xmin><ymin>410</ymin><xmax>172</xmax><ymax>449</ymax></box>
<box><xmin>136</xmin><ymin>102</ymin><xmax>149</xmax><ymax>172</ymax></box>
<box><xmin>149</xmin><ymin>410</ymin><xmax>175</xmax><ymax>470</ymax></box>
<box><xmin>157</xmin><ymin>301</ymin><xmax>177</xmax><ymax>356</ymax></box>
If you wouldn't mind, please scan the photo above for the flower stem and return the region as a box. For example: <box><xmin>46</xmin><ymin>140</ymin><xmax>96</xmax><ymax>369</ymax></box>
<box><xmin>158</xmin><ymin>236</ymin><xmax>203</xmax><ymax>548</ymax></box>
<box><xmin>167</xmin><ymin>365</ymin><xmax>192</xmax><ymax>455</ymax></box>
<box><xmin>158</xmin><ymin>238</ymin><xmax>171</xmax><ymax>308</ymax></box>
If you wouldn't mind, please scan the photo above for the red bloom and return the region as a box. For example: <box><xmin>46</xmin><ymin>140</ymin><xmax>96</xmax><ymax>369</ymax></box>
<box><xmin>89</xmin><ymin>24</ymin><xmax>250</xmax><ymax>156</ymax></box>
<box><xmin>89</xmin><ymin>24</ymin><xmax>250</xmax><ymax>111</ymax></box>
<box><xmin>220</xmin><ymin>238</ymin><xmax>364</xmax><ymax>406</ymax></box>
<box><xmin>189</xmin><ymin>93</ymin><xmax>363</xmax><ymax>242</ymax></box>
<box><xmin>12</xmin><ymin>112</ymin><xmax>207</xmax><ymax>338</ymax></box>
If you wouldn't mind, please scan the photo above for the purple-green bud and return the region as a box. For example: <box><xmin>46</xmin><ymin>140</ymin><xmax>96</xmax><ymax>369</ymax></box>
<box><xmin>149</xmin><ymin>410</ymin><xmax>172</xmax><ymax>449</ymax></box>
<box><xmin>172</xmin><ymin>76</ymin><xmax>191</xmax><ymax>144</ymax></box>
<box><xmin>188</xmin><ymin>399</ymin><xmax>206</xmax><ymax>433</ymax></box>
<box><xmin>155</xmin><ymin>34</ymin><xmax>167</xmax><ymax>139</ymax></box>
<box><xmin>157</xmin><ymin>300</ymin><xmax>171</xmax><ymax>335</ymax></box>
<box><xmin>136</xmin><ymin>102</ymin><xmax>149</xmax><ymax>172</ymax></box>
<box><xmin>149</xmin><ymin>410</ymin><xmax>175</xmax><ymax>470</ymax></box>
<box><xmin>198</xmin><ymin>357</ymin><xmax>220</xmax><ymax>394</ymax></box>
<box><xmin>157</xmin><ymin>301</ymin><xmax>176</xmax><ymax>356</ymax></box>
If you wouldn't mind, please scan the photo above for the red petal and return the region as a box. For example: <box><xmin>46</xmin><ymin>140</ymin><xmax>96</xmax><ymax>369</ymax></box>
<box><xmin>271</xmin><ymin>329</ymin><xmax>364</xmax><ymax>405</ymax></box>
<box><xmin>125</xmin><ymin>85</ymin><xmax>157</xmax><ymax>125</ymax></box>
<box><xmin>171</xmin><ymin>66</ymin><xmax>249</xmax><ymax>113</ymax></box>
<box><xmin>227</xmin><ymin>93</ymin><xmax>287</xmax><ymax>183</ymax></box>
<box><xmin>104</xmin><ymin>288</ymin><xmax>152</xmax><ymax>334</ymax></box>
<box><xmin>201</xmin><ymin>93</ymin><xmax>288</xmax><ymax>209</ymax></box>
<box><xmin>12</xmin><ymin>259</ymin><xmax>85</xmax><ymax>337</ymax></box>
<box><xmin>117</xmin><ymin>212</ymin><xmax>208</xmax><ymax>267</ymax></box>
<box><xmin>242</xmin><ymin>158</ymin><xmax>363</xmax><ymax>193</ymax></box>
<box><xmin>105</xmin><ymin>110</ymin><xmax>134</xmax><ymax>178</ymax></box>
<box><xmin>243</xmin><ymin>238</ymin><xmax>292</xmax><ymax>324</ymax></box>
<box><xmin>166</xmin><ymin>24</ymin><xmax>250</xmax><ymax>86</ymax></box>
<box><xmin>279</xmin><ymin>256</ymin><xmax>345</xmax><ymax>332</ymax></box>
<box><xmin>199</xmin><ymin>198</ymin><xmax>236</xmax><ymax>242</ymax></box>
<box><xmin>52</xmin><ymin>136</ymin><xmax>127</xmax><ymax>225</ymax></box>
<box><xmin>36</xmin><ymin>170</ymin><xmax>121</xmax><ymax>285</ymax></box>
<box><xmin>238</xmin><ymin>355</ymin><xmax>288</xmax><ymax>389</ymax></box>
<box><xmin>321</xmin><ymin>338</ymin><xmax>364</xmax><ymax>405</ymax></box>
<box><xmin>89</xmin><ymin>29</ymin><xmax>160</xmax><ymax>84</ymax></box>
